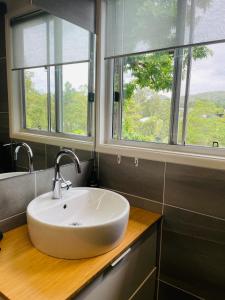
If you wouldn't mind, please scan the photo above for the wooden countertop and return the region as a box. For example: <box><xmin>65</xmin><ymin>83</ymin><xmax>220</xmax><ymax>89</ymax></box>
<box><xmin>0</xmin><ymin>207</ymin><xmax>161</xmax><ymax>300</ymax></box>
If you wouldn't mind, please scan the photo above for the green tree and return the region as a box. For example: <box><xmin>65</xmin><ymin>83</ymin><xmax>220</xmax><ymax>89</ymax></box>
<box><xmin>62</xmin><ymin>82</ymin><xmax>88</xmax><ymax>135</ymax></box>
<box><xmin>121</xmin><ymin>45</ymin><xmax>212</xmax><ymax>143</ymax></box>
<box><xmin>25</xmin><ymin>71</ymin><xmax>48</xmax><ymax>130</ymax></box>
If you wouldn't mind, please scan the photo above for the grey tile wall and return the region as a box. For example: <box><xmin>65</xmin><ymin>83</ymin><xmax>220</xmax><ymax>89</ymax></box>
<box><xmin>158</xmin><ymin>281</ymin><xmax>201</xmax><ymax>300</ymax></box>
<box><xmin>0</xmin><ymin>112</ymin><xmax>9</xmax><ymax>143</ymax></box>
<box><xmin>0</xmin><ymin>59</ymin><xmax>8</xmax><ymax>113</ymax></box>
<box><xmin>161</xmin><ymin>206</ymin><xmax>225</xmax><ymax>299</ymax></box>
<box><xmin>0</xmin><ymin>6</ymin><xmax>11</xmax><ymax>173</ymax></box>
<box><xmin>0</xmin><ymin>160</ymin><xmax>93</xmax><ymax>232</ymax></box>
<box><xmin>0</xmin><ymin>4</ymin><xmax>7</xmax><ymax>58</ymax></box>
<box><xmin>98</xmin><ymin>153</ymin><xmax>225</xmax><ymax>300</ymax></box>
<box><xmin>116</xmin><ymin>191</ymin><xmax>163</xmax><ymax>214</ymax></box>
<box><xmin>46</xmin><ymin>144</ymin><xmax>60</xmax><ymax>168</ymax></box>
<box><xmin>0</xmin><ymin>174</ymin><xmax>35</xmax><ymax>220</ymax></box>
<box><xmin>165</xmin><ymin>163</ymin><xmax>225</xmax><ymax>219</ymax></box>
<box><xmin>99</xmin><ymin>153</ymin><xmax>165</xmax><ymax>204</ymax></box>
<box><xmin>0</xmin><ymin>142</ymin><xmax>12</xmax><ymax>172</ymax></box>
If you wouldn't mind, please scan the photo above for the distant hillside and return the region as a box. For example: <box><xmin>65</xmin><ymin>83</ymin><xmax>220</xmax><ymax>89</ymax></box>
<box><xmin>180</xmin><ymin>91</ymin><xmax>225</xmax><ymax>107</ymax></box>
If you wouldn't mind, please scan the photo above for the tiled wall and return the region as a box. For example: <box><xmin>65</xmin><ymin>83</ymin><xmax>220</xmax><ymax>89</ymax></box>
<box><xmin>0</xmin><ymin>160</ymin><xmax>93</xmax><ymax>232</ymax></box>
<box><xmin>0</xmin><ymin>3</ymin><xmax>12</xmax><ymax>173</ymax></box>
<box><xmin>98</xmin><ymin>153</ymin><xmax>225</xmax><ymax>300</ymax></box>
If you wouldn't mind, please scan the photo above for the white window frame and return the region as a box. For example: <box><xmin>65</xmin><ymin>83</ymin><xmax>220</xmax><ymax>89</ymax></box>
<box><xmin>95</xmin><ymin>0</ymin><xmax>225</xmax><ymax>170</ymax></box>
<box><xmin>5</xmin><ymin>4</ymin><xmax>95</xmax><ymax>151</ymax></box>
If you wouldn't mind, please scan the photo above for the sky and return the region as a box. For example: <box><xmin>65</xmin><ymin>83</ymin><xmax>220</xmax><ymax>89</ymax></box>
<box><xmin>188</xmin><ymin>43</ymin><xmax>225</xmax><ymax>96</ymax></box>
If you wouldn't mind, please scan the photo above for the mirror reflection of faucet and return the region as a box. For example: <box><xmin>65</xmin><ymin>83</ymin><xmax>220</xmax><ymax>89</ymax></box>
<box><xmin>3</xmin><ymin>142</ymin><xmax>34</xmax><ymax>173</ymax></box>
<box><xmin>14</xmin><ymin>143</ymin><xmax>34</xmax><ymax>173</ymax></box>
<box><xmin>52</xmin><ymin>149</ymin><xmax>81</xmax><ymax>199</ymax></box>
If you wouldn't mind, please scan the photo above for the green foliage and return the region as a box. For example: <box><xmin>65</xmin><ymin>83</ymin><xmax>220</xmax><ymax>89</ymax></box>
<box><xmin>124</xmin><ymin>46</ymin><xmax>212</xmax><ymax>98</ymax></box>
<box><xmin>62</xmin><ymin>82</ymin><xmax>87</xmax><ymax>135</ymax></box>
<box><xmin>122</xmin><ymin>88</ymin><xmax>170</xmax><ymax>143</ymax></box>
<box><xmin>184</xmin><ymin>99</ymin><xmax>225</xmax><ymax>147</ymax></box>
<box><xmin>25</xmin><ymin>71</ymin><xmax>48</xmax><ymax>131</ymax></box>
<box><xmin>121</xmin><ymin>46</ymin><xmax>225</xmax><ymax>147</ymax></box>
<box><xmin>125</xmin><ymin>52</ymin><xmax>174</xmax><ymax>97</ymax></box>
<box><xmin>25</xmin><ymin>72</ymin><xmax>88</xmax><ymax>136</ymax></box>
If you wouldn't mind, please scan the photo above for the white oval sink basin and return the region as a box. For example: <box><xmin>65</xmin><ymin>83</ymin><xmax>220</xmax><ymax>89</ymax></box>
<box><xmin>27</xmin><ymin>188</ymin><xmax>130</xmax><ymax>259</ymax></box>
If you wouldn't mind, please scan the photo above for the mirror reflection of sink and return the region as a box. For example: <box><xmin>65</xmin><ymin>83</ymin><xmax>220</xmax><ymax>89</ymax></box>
<box><xmin>0</xmin><ymin>172</ymin><xmax>28</xmax><ymax>179</ymax></box>
<box><xmin>27</xmin><ymin>188</ymin><xmax>130</xmax><ymax>259</ymax></box>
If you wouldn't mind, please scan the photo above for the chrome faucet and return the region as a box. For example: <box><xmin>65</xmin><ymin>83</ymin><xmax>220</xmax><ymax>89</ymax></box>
<box><xmin>52</xmin><ymin>149</ymin><xmax>81</xmax><ymax>199</ymax></box>
<box><xmin>14</xmin><ymin>142</ymin><xmax>34</xmax><ymax>173</ymax></box>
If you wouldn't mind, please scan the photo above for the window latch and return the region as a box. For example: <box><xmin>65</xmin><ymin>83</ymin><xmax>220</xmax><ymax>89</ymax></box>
<box><xmin>88</xmin><ymin>92</ymin><xmax>95</xmax><ymax>103</ymax></box>
<box><xmin>114</xmin><ymin>91</ymin><xmax>120</xmax><ymax>102</ymax></box>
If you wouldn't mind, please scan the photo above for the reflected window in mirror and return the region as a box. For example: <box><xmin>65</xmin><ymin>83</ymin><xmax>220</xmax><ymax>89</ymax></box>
<box><xmin>11</xmin><ymin>11</ymin><xmax>95</xmax><ymax>140</ymax></box>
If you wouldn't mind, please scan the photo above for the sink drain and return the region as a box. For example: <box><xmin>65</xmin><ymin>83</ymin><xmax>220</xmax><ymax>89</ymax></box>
<box><xmin>70</xmin><ymin>222</ymin><xmax>82</xmax><ymax>227</ymax></box>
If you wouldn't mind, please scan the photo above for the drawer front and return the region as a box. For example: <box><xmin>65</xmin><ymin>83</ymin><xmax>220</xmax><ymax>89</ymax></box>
<box><xmin>75</xmin><ymin>225</ymin><xmax>157</xmax><ymax>300</ymax></box>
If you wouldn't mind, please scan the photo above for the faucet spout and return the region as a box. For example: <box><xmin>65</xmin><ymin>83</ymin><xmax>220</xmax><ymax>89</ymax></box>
<box><xmin>52</xmin><ymin>149</ymin><xmax>81</xmax><ymax>199</ymax></box>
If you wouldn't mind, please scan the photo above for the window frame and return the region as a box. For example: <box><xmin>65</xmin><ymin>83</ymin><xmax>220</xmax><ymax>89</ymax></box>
<box><xmin>95</xmin><ymin>0</ymin><xmax>225</xmax><ymax>170</ymax></box>
<box><xmin>105</xmin><ymin>43</ymin><xmax>225</xmax><ymax>154</ymax></box>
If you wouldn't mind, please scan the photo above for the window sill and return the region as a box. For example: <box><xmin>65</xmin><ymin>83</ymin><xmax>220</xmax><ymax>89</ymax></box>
<box><xmin>11</xmin><ymin>131</ymin><xmax>94</xmax><ymax>151</ymax></box>
<box><xmin>96</xmin><ymin>143</ymin><xmax>225</xmax><ymax>170</ymax></box>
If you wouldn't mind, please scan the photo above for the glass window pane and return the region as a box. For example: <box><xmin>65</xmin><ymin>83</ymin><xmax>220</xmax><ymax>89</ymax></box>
<box><xmin>24</xmin><ymin>67</ymin><xmax>48</xmax><ymax>131</ymax></box>
<box><xmin>113</xmin><ymin>51</ymin><xmax>173</xmax><ymax>143</ymax></box>
<box><xmin>185</xmin><ymin>43</ymin><xmax>225</xmax><ymax>147</ymax></box>
<box><xmin>62</xmin><ymin>63</ymin><xmax>89</xmax><ymax>136</ymax></box>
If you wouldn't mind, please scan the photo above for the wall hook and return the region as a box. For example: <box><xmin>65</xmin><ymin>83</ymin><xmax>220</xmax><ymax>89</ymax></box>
<box><xmin>117</xmin><ymin>155</ymin><xmax>121</xmax><ymax>164</ymax></box>
<box><xmin>134</xmin><ymin>157</ymin><xmax>139</xmax><ymax>167</ymax></box>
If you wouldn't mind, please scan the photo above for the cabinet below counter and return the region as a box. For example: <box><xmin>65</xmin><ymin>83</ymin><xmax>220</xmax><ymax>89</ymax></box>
<box><xmin>0</xmin><ymin>207</ymin><xmax>161</xmax><ymax>300</ymax></box>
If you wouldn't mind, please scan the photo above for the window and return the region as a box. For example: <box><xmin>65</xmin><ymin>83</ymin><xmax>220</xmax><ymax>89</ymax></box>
<box><xmin>112</xmin><ymin>51</ymin><xmax>174</xmax><ymax>144</ymax></box>
<box><xmin>11</xmin><ymin>11</ymin><xmax>95</xmax><ymax>139</ymax></box>
<box><xmin>105</xmin><ymin>0</ymin><xmax>225</xmax><ymax>151</ymax></box>
<box><xmin>108</xmin><ymin>43</ymin><xmax>225</xmax><ymax>149</ymax></box>
<box><xmin>178</xmin><ymin>43</ymin><xmax>225</xmax><ymax>148</ymax></box>
<box><xmin>22</xmin><ymin>61</ymin><xmax>93</xmax><ymax>137</ymax></box>
<box><xmin>23</xmin><ymin>67</ymin><xmax>48</xmax><ymax>131</ymax></box>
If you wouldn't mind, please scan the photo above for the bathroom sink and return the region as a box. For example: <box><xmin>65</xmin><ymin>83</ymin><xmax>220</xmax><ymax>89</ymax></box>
<box><xmin>27</xmin><ymin>188</ymin><xmax>130</xmax><ymax>259</ymax></box>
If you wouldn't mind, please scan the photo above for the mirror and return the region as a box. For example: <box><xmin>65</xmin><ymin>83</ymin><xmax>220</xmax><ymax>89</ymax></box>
<box><xmin>0</xmin><ymin>0</ymin><xmax>96</xmax><ymax>178</ymax></box>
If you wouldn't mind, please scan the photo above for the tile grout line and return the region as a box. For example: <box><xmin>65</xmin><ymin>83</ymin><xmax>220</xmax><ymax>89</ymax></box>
<box><xmin>0</xmin><ymin>211</ymin><xmax>26</xmax><ymax>223</ymax></box>
<box><xmin>97</xmin><ymin>152</ymin><xmax>100</xmax><ymax>181</ymax></box>
<box><xmin>99</xmin><ymin>186</ymin><xmax>163</xmax><ymax>206</ymax></box>
<box><xmin>128</xmin><ymin>267</ymin><xmax>157</xmax><ymax>300</ymax></box>
<box><xmin>34</xmin><ymin>172</ymin><xmax>37</xmax><ymax>198</ymax></box>
<box><xmin>162</xmin><ymin>162</ymin><xmax>166</xmax><ymax>215</ymax></box>
<box><xmin>159</xmin><ymin>279</ymin><xmax>205</xmax><ymax>300</ymax></box>
<box><xmin>44</xmin><ymin>144</ymin><xmax>47</xmax><ymax>169</ymax></box>
<box><xmin>165</xmin><ymin>203</ymin><xmax>225</xmax><ymax>222</ymax></box>
<box><xmin>118</xmin><ymin>190</ymin><xmax>162</xmax><ymax>205</ymax></box>
<box><xmin>156</xmin><ymin>162</ymin><xmax>167</xmax><ymax>300</ymax></box>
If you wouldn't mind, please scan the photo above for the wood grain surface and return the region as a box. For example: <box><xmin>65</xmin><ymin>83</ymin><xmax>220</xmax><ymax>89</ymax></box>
<box><xmin>0</xmin><ymin>207</ymin><xmax>161</xmax><ymax>300</ymax></box>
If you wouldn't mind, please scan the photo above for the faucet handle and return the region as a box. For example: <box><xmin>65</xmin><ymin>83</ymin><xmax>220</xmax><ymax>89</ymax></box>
<box><xmin>61</xmin><ymin>180</ymin><xmax>72</xmax><ymax>190</ymax></box>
